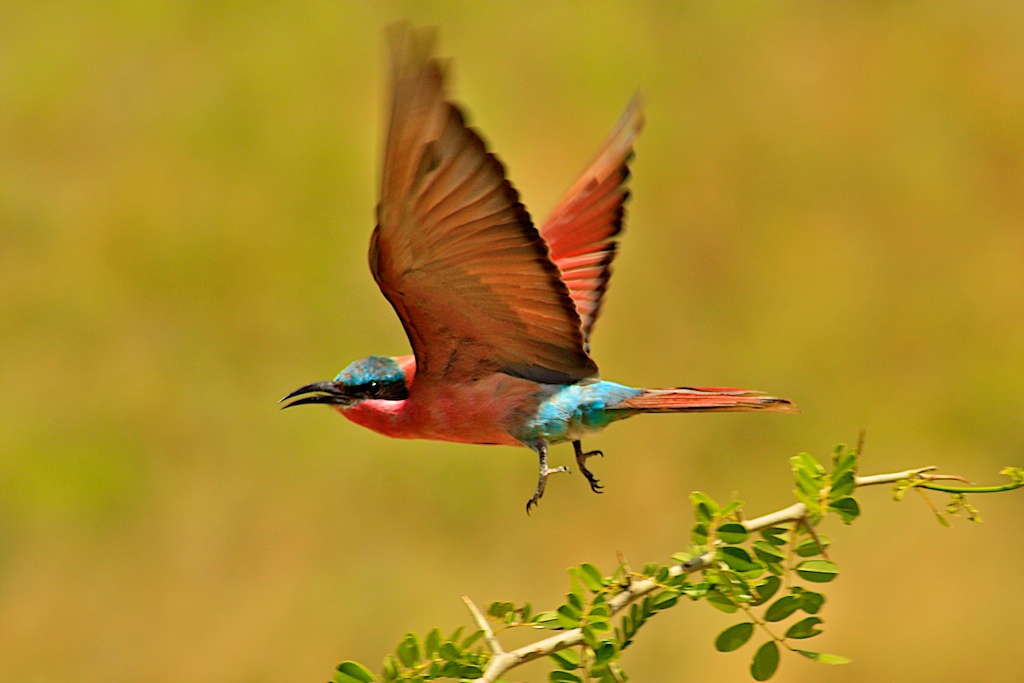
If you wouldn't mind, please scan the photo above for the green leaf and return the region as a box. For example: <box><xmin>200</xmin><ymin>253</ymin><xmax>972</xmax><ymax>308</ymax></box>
<box><xmin>831</xmin><ymin>450</ymin><xmax>857</xmax><ymax>480</ymax></box>
<box><xmin>556</xmin><ymin>603</ymin><xmax>581</xmax><ymax>629</ymax></box>
<box><xmin>764</xmin><ymin>595</ymin><xmax>801</xmax><ymax>622</ymax></box>
<box><xmin>720</xmin><ymin>546</ymin><xmax>759</xmax><ymax>573</ymax></box>
<box><xmin>438</xmin><ymin>642</ymin><xmax>460</xmax><ymax>662</ymax></box>
<box><xmin>550</xmin><ymin>671</ymin><xmax>583</xmax><ymax>683</ymax></box>
<box><xmin>760</xmin><ymin>527</ymin><xmax>788</xmax><ymax>546</ymax></box>
<box><xmin>594</xmin><ymin>641</ymin><xmax>617</xmax><ymax>664</ymax></box>
<box><xmin>792</xmin><ymin>453</ymin><xmax>827</xmax><ymax>508</ymax></box>
<box><xmin>716</xmin><ymin>569</ymin><xmax>755</xmax><ymax>599</ymax></box>
<box><xmin>798</xmin><ymin>590</ymin><xmax>825</xmax><ymax>614</ymax></box>
<box><xmin>751</xmin><ymin>641</ymin><xmax>780</xmax><ymax>681</ymax></box>
<box><xmin>753</xmin><ymin>540</ymin><xmax>786</xmax><ymax>564</ymax></box>
<box><xmin>794</xmin><ymin>468</ymin><xmax>821</xmax><ymax>498</ymax></box>
<box><xmin>680</xmin><ymin>582</ymin><xmax>708</xmax><ymax>600</ymax></box>
<box><xmin>520</xmin><ymin>602</ymin><xmax>533</xmax><ymax>623</ymax></box>
<box><xmin>715</xmin><ymin>622</ymin><xmax>754</xmax><ymax>652</ymax></box>
<box><xmin>690</xmin><ymin>491</ymin><xmax>720</xmax><ymax>522</ymax></box>
<box><xmin>424</xmin><ymin>628</ymin><xmax>441</xmax><ymax>657</ymax></box>
<box><xmin>754</xmin><ymin>576</ymin><xmax>781</xmax><ymax>605</ymax></box>
<box><xmin>671</xmin><ymin>551</ymin><xmax>693</xmax><ymax>565</ymax></box>
<box><xmin>829</xmin><ymin>496</ymin><xmax>860</xmax><ymax>524</ymax></box>
<box><xmin>720</xmin><ymin>499</ymin><xmax>745</xmax><ymax>517</ymax></box>
<box><xmin>1001</xmin><ymin>466</ymin><xmax>1024</xmax><ymax>485</ymax></box>
<box><xmin>459</xmin><ymin>664</ymin><xmax>483</xmax><ymax>678</ymax></box>
<box><xmin>487</xmin><ymin>601</ymin><xmax>512</xmax><ymax>619</ymax></box>
<box><xmin>796</xmin><ymin>649</ymin><xmax>851</xmax><ymax>664</ymax></box>
<box><xmin>718</xmin><ymin>522</ymin><xmax>749</xmax><ymax>544</ymax></box>
<box><xmin>579</xmin><ymin>563</ymin><xmax>605</xmax><ymax>592</ymax></box>
<box><xmin>396</xmin><ymin>633</ymin><xmax>420</xmax><ymax>668</ymax></box>
<box><xmin>381</xmin><ymin>655</ymin><xmax>398</xmax><ymax>681</ymax></box>
<box><xmin>795</xmin><ymin>535</ymin><xmax>829</xmax><ymax>557</ymax></box>
<box><xmin>691</xmin><ymin>523</ymin><xmax>709</xmax><ymax>545</ymax></box>
<box><xmin>830</xmin><ymin>471</ymin><xmax>857</xmax><ymax>499</ymax></box>
<box><xmin>652</xmin><ymin>589</ymin><xmax>680</xmax><ymax>610</ymax></box>
<box><xmin>796</xmin><ymin>560</ymin><xmax>840</xmax><ymax>583</ymax></box>
<box><xmin>786</xmin><ymin>616</ymin><xmax>824</xmax><ymax>639</ymax></box>
<box><xmin>568</xmin><ymin>570</ymin><xmax>585</xmax><ymax>603</ymax></box>
<box><xmin>461</xmin><ymin>630</ymin><xmax>483</xmax><ymax>649</ymax></box>
<box><xmin>792</xmin><ymin>452</ymin><xmax>825</xmax><ymax>476</ymax></box>
<box><xmin>707</xmin><ymin>592</ymin><xmax>739</xmax><ymax>613</ymax></box>
<box><xmin>549</xmin><ymin>649</ymin><xmax>579</xmax><ymax>670</ymax></box>
<box><xmin>334</xmin><ymin>661</ymin><xmax>375</xmax><ymax>683</ymax></box>
<box><xmin>534</xmin><ymin>610</ymin><xmax>560</xmax><ymax>629</ymax></box>
<box><xmin>590</xmin><ymin>602</ymin><xmax>611</xmax><ymax>620</ymax></box>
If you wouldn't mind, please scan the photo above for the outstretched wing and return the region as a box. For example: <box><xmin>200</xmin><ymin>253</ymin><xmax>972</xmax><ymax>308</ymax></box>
<box><xmin>370</xmin><ymin>26</ymin><xmax>598</xmax><ymax>385</ymax></box>
<box><xmin>540</xmin><ymin>96</ymin><xmax>643</xmax><ymax>350</ymax></box>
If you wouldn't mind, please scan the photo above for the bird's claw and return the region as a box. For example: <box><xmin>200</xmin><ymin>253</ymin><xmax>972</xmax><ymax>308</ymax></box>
<box><xmin>573</xmin><ymin>442</ymin><xmax>605</xmax><ymax>494</ymax></box>
<box><xmin>526</xmin><ymin>445</ymin><xmax>570</xmax><ymax>514</ymax></box>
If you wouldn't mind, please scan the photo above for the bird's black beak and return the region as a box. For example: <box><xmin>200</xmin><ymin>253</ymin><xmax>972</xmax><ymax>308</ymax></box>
<box><xmin>279</xmin><ymin>381</ymin><xmax>354</xmax><ymax>409</ymax></box>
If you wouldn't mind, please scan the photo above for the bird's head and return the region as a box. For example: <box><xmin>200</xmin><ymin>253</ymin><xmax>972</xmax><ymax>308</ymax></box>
<box><xmin>280</xmin><ymin>355</ymin><xmax>409</xmax><ymax>409</ymax></box>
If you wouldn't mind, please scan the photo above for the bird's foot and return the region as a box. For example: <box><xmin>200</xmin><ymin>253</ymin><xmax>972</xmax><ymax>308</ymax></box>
<box><xmin>526</xmin><ymin>444</ymin><xmax>570</xmax><ymax>514</ymax></box>
<box><xmin>573</xmin><ymin>441</ymin><xmax>605</xmax><ymax>494</ymax></box>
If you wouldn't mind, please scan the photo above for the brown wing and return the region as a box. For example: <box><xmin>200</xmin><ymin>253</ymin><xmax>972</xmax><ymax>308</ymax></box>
<box><xmin>540</xmin><ymin>96</ymin><xmax>643</xmax><ymax>350</ymax></box>
<box><xmin>370</xmin><ymin>26</ymin><xmax>598</xmax><ymax>385</ymax></box>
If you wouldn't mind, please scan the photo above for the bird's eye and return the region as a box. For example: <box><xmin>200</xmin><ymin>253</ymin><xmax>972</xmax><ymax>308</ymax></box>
<box><xmin>367</xmin><ymin>380</ymin><xmax>381</xmax><ymax>396</ymax></box>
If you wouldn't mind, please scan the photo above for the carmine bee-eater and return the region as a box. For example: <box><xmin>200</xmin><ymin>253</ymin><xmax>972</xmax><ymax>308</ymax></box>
<box><xmin>283</xmin><ymin>26</ymin><xmax>795</xmax><ymax>512</ymax></box>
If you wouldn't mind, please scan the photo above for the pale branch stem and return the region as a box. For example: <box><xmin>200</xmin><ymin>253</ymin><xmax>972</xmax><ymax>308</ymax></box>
<box><xmin>469</xmin><ymin>464</ymin><xmax>949</xmax><ymax>683</ymax></box>
<box><xmin>461</xmin><ymin>596</ymin><xmax>504</xmax><ymax>656</ymax></box>
<box><xmin>855</xmin><ymin>466</ymin><xmax>935</xmax><ymax>487</ymax></box>
<box><xmin>740</xmin><ymin>502</ymin><xmax>807</xmax><ymax>531</ymax></box>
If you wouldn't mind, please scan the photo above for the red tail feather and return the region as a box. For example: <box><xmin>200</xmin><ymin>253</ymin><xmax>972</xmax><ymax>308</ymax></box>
<box><xmin>615</xmin><ymin>387</ymin><xmax>796</xmax><ymax>413</ymax></box>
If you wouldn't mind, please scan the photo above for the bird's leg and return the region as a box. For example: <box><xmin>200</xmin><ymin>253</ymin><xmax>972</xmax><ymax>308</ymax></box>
<box><xmin>526</xmin><ymin>442</ymin><xmax>570</xmax><ymax>514</ymax></box>
<box><xmin>573</xmin><ymin>440</ymin><xmax>604</xmax><ymax>494</ymax></box>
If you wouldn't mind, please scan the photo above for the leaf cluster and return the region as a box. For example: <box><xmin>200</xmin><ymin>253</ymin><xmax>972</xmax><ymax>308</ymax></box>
<box><xmin>689</xmin><ymin>445</ymin><xmax>857</xmax><ymax>680</ymax></box>
<box><xmin>335</xmin><ymin>627</ymin><xmax>487</xmax><ymax>683</ymax></box>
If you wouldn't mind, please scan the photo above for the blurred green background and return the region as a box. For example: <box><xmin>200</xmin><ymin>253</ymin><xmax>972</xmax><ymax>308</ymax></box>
<box><xmin>3</xmin><ymin>2</ymin><xmax>1024</xmax><ymax>681</ymax></box>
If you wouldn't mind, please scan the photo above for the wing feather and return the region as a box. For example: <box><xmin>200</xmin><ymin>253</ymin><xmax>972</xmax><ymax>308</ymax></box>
<box><xmin>540</xmin><ymin>95</ymin><xmax>644</xmax><ymax>349</ymax></box>
<box><xmin>371</xmin><ymin>26</ymin><xmax>598</xmax><ymax>385</ymax></box>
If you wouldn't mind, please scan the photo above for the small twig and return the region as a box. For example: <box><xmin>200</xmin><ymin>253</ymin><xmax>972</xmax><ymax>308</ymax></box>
<box><xmin>799</xmin><ymin>516</ymin><xmax>831</xmax><ymax>561</ymax></box>
<box><xmin>915</xmin><ymin>487</ymin><xmax>943</xmax><ymax>518</ymax></box>
<box><xmin>920</xmin><ymin>473</ymin><xmax>970</xmax><ymax>483</ymax></box>
<box><xmin>918</xmin><ymin>479</ymin><xmax>1023</xmax><ymax>494</ymax></box>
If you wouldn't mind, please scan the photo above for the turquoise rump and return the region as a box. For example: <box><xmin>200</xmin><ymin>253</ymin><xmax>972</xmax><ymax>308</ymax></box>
<box><xmin>518</xmin><ymin>382</ymin><xmax>644</xmax><ymax>445</ymax></box>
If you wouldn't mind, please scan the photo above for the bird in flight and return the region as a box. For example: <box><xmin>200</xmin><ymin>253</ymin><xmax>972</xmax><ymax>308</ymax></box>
<box><xmin>282</xmin><ymin>25</ymin><xmax>795</xmax><ymax>512</ymax></box>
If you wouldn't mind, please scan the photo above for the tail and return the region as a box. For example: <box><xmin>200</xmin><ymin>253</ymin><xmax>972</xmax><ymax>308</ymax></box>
<box><xmin>614</xmin><ymin>387</ymin><xmax>796</xmax><ymax>414</ymax></box>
